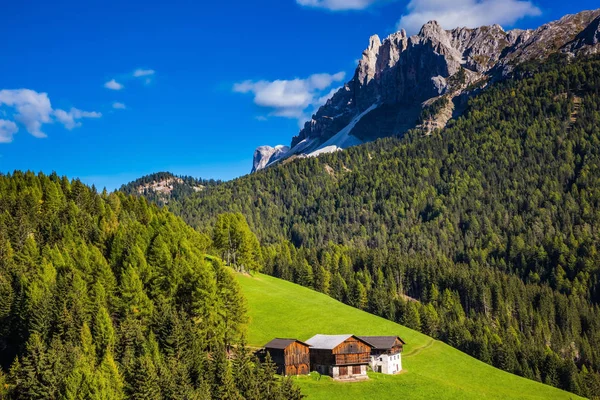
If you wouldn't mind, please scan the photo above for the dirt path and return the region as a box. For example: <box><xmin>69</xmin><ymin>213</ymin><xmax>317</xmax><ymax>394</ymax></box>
<box><xmin>403</xmin><ymin>338</ymin><xmax>435</xmax><ymax>358</ymax></box>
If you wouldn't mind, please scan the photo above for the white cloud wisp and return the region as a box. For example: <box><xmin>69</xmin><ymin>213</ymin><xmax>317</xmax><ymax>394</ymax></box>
<box><xmin>54</xmin><ymin>108</ymin><xmax>102</xmax><ymax>130</ymax></box>
<box><xmin>233</xmin><ymin>72</ymin><xmax>345</xmax><ymax>125</ymax></box>
<box><xmin>133</xmin><ymin>69</ymin><xmax>155</xmax><ymax>77</ymax></box>
<box><xmin>0</xmin><ymin>89</ymin><xmax>101</xmax><ymax>142</ymax></box>
<box><xmin>397</xmin><ymin>0</ymin><xmax>541</xmax><ymax>34</ymax></box>
<box><xmin>105</xmin><ymin>68</ymin><xmax>156</xmax><ymax>90</ymax></box>
<box><xmin>297</xmin><ymin>0</ymin><xmax>386</xmax><ymax>11</ymax></box>
<box><xmin>104</xmin><ymin>79</ymin><xmax>124</xmax><ymax>90</ymax></box>
<box><xmin>0</xmin><ymin>120</ymin><xmax>18</xmax><ymax>143</ymax></box>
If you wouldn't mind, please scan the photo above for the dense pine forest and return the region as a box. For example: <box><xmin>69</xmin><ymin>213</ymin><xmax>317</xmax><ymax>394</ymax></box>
<box><xmin>133</xmin><ymin>55</ymin><xmax>600</xmax><ymax>398</ymax></box>
<box><xmin>0</xmin><ymin>172</ymin><xmax>301</xmax><ymax>399</ymax></box>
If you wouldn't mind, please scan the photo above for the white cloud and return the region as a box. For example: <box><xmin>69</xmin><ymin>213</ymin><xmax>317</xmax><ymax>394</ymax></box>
<box><xmin>112</xmin><ymin>102</ymin><xmax>127</xmax><ymax>109</ymax></box>
<box><xmin>0</xmin><ymin>89</ymin><xmax>53</xmax><ymax>138</ymax></box>
<box><xmin>0</xmin><ymin>89</ymin><xmax>101</xmax><ymax>142</ymax></box>
<box><xmin>104</xmin><ymin>79</ymin><xmax>124</xmax><ymax>90</ymax></box>
<box><xmin>297</xmin><ymin>0</ymin><xmax>384</xmax><ymax>11</ymax></box>
<box><xmin>233</xmin><ymin>72</ymin><xmax>346</xmax><ymax>124</ymax></box>
<box><xmin>397</xmin><ymin>0</ymin><xmax>541</xmax><ymax>34</ymax></box>
<box><xmin>0</xmin><ymin>120</ymin><xmax>18</xmax><ymax>143</ymax></box>
<box><xmin>104</xmin><ymin>68</ymin><xmax>156</xmax><ymax>90</ymax></box>
<box><xmin>54</xmin><ymin>108</ymin><xmax>102</xmax><ymax>130</ymax></box>
<box><xmin>133</xmin><ymin>68</ymin><xmax>155</xmax><ymax>77</ymax></box>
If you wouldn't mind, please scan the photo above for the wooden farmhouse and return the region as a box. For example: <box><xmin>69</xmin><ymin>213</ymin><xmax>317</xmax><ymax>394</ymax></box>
<box><xmin>305</xmin><ymin>334</ymin><xmax>373</xmax><ymax>380</ymax></box>
<box><xmin>358</xmin><ymin>336</ymin><xmax>405</xmax><ymax>374</ymax></box>
<box><xmin>262</xmin><ymin>338</ymin><xmax>311</xmax><ymax>376</ymax></box>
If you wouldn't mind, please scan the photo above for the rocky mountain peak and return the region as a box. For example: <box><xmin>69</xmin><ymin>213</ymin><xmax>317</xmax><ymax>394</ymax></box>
<box><xmin>357</xmin><ymin>35</ymin><xmax>382</xmax><ymax>86</ymax></box>
<box><xmin>419</xmin><ymin>20</ymin><xmax>445</xmax><ymax>37</ymax></box>
<box><xmin>368</xmin><ymin>34</ymin><xmax>381</xmax><ymax>51</ymax></box>
<box><xmin>252</xmin><ymin>8</ymin><xmax>600</xmax><ymax>172</ymax></box>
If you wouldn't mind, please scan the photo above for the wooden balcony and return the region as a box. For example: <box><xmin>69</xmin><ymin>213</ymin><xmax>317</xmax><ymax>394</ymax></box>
<box><xmin>334</xmin><ymin>353</ymin><xmax>370</xmax><ymax>365</ymax></box>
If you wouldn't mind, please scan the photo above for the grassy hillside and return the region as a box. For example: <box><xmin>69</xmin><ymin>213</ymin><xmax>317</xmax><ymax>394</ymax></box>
<box><xmin>237</xmin><ymin>273</ymin><xmax>584</xmax><ymax>400</ymax></box>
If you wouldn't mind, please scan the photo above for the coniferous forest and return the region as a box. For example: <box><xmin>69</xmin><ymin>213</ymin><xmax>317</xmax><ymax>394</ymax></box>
<box><xmin>131</xmin><ymin>55</ymin><xmax>600</xmax><ymax>398</ymax></box>
<box><xmin>0</xmin><ymin>172</ymin><xmax>302</xmax><ymax>399</ymax></box>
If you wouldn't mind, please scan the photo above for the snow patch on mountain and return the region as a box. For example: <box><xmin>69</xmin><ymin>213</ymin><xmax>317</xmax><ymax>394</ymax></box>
<box><xmin>307</xmin><ymin>103</ymin><xmax>378</xmax><ymax>157</ymax></box>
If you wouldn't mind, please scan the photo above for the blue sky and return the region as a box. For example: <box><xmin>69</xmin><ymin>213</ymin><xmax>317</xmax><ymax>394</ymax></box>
<box><xmin>0</xmin><ymin>0</ymin><xmax>597</xmax><ymax>190</ymax></box>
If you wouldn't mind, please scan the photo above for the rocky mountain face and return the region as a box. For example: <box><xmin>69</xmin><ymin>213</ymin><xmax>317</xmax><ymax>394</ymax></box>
<box><xmin>252</xmin><ymin>145</ymin><xmax>290</xmax><ymax>173</ymax></box>
<box><xmin>253</xmin><ymin>9</ymin><xmax>600</xmax><ymax>172</ymax></box>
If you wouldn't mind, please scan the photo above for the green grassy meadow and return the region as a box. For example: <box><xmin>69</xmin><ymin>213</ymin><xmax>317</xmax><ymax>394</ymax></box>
<box><xmin>236</xmin><ymin>273</ymin><xmax>584</xmax><ymax>400</ymax></box>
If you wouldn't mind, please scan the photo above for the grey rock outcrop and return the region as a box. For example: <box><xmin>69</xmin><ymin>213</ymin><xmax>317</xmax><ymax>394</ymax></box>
<box><xmin>252</xmin><ymin>9</ymin><xmax>600</xmax><ymax>172</ymax></box>
<box><xmin>252</xmin><ymin>145</ymin><xmax>290</xmax><ymax>173</ymax></box>
<box><xmin>564</xmin><ymin>15</ymin><xmax>600</xmax><ymax>54</ymax></box>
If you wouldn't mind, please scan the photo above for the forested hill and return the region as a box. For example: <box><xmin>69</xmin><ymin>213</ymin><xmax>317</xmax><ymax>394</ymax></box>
<box><xmin>130</xmin><ymin>54</ymin><xmax>600</xmax><ymax>397</ymax></box>
<box><xmin>119</xmin><ymin>172</ymin><xmax>221</xmax><ymax>207</ymax></box>
<box><xmin>0</xmin><ymin>172</ymin><xmax>301</xmax><ymax>399</ymax></box>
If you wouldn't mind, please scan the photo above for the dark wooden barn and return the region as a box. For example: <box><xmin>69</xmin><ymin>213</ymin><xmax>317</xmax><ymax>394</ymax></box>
<box><xmin>305</xmin><ymin>334</ymin><xmax>373</xmax><ymax>379</ymax></box>
<box><xmin>261</xmin><ymin>338</ymin><xmax>311</xmax><ymax>376</ymax></box>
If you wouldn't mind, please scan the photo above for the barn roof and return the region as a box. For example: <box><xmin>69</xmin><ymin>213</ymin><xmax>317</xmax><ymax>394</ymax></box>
<box><xmin>305</xmin><ymin>334</ymin><xmax>373</xmax><ymax>350</ymax></box>
<box><xmin>263</xmin><ymin>338</ymin><xmax>310</xmax><ymax>350</ymax></box>
<box><xmin>357</xmin><ymin>336</ymin><xmax>406</xmax><ymax>350</ymax></box>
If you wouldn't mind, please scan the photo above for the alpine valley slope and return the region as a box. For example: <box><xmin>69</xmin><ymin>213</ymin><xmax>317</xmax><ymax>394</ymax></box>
<box><xmin>253</xmin><ymin>8</ymin><xmax>600</xmax><ymax>172</ymax></box>
<box><xmin>237</xmin><ymin>273</ymin><xmax>583</xmax><ymax>400</ymax></box>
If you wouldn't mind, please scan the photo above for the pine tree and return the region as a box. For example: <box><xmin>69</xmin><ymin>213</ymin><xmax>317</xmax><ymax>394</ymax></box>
<box><xmin>349</xmin><ymin>279</ymin><xmax>367</xmax><ymax>310</ymax></box>
<box><xmin>257</xmin><ymin>352</ymin><xmax>279</xmax><ymax>400</ymax></box>
<box><xmin>93</xmin><ymin>306</ymin><xmax>115</xmax><ymax>361</ymax></box>
<box><xmin>421</xmin><ymin>303</ymin><xmax>440</xmax><ymax>337</ymax></box>
<box><xmin>212</xmin><ymin>347</ymin><xmax>242</xmax><ymax>400</ymax></box>
<box><xmin>402</xmin><ymin>301</ymin><xmax>422</xmax><ymax>331</ymax></box>
<box><xmin>213</xmin><ymin>260</ymin><xmax>247</xmax><ymax>350</ymax></box>
<box><xmin>97</xmin><ymin>351</ymin><xmax>125</xmax><ymax>400</ymax></box>
<box><xmin>17</xmin><ymin>333</ymin><xmax>59</xmax><ymax>399</ymax></box>
<box><xmin>313</xmin><ymin>265</ymin><xmax>331</xmax><ymax>295</ymax></box>
<box><xmin>232</xmin><ymin>341</ymin><xmax>260</xmax><ymax>399</ymax></box>
<box><xmin>296</xmin><ymin>259</ymin><xmax>314</xmax><ymax>288</ymax></box>
<box><xmin>212</xmin><ymin>213</ymin><xmax>261</xmax><ymax>272</ymax></box>
<box><xmin>120</xmin><ymin>265</ymin><xmax>153</xmax><ymax>319</ymax></box>
<box><xmin>128</xmin><ymin>355</ymin><xmax>161</xmax><ymax>400</ymax></box>
<box><xmin>279</xmin><ymin>376</ymin><xmax>304</xmax><ymax>400</ymax></box>
<box><xmin>330</xmin><ymin>272</ymin><xmax>347</xmax><ymax>303</ymax></box>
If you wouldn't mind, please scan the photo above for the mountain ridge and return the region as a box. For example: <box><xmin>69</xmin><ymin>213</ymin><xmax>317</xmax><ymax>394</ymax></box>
<box><xmin>254</xmin><ymin>8</ymin><xmax>600</xmax><ymax>171</ymax></box>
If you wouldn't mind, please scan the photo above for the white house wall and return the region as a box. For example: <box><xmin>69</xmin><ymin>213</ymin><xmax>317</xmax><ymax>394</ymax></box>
<box><xmin>370</xmin><ymin>352</ymin><xmax>402</xmax><ymax>374</ymax></box>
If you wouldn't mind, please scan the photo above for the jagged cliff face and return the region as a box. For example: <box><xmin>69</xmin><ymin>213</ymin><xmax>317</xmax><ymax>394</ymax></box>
<box><xmin>254</xmin><ymin>9</ymin><xmax>600</xmax><ymax>172</ymax></box>
<box><xmin>252</xmin><ymin>145</ymin><xmax>290</xmax><ymax>173</ymax></box>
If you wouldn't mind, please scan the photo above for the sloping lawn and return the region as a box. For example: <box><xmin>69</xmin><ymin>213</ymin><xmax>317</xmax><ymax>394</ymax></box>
<box><xmin>237</xmin><ymin>273</ymin><xmax>584</xmax><ymax>400</ymax></box>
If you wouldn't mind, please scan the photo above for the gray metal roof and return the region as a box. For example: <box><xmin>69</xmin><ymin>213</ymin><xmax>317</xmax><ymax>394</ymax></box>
<box><xmin>263</xmin><ymin>338</ymin><xmax>310</xmax><ymax>350</ymax></box>
<box><xmin>357</xmin><ymin>336</ymin><xmax>405</xmax><ymax>350</ymax></box>
<box><xmin>305</xmin><ymin>334</ymin><xmax>374</xmax><ymax>350</ymax></box>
